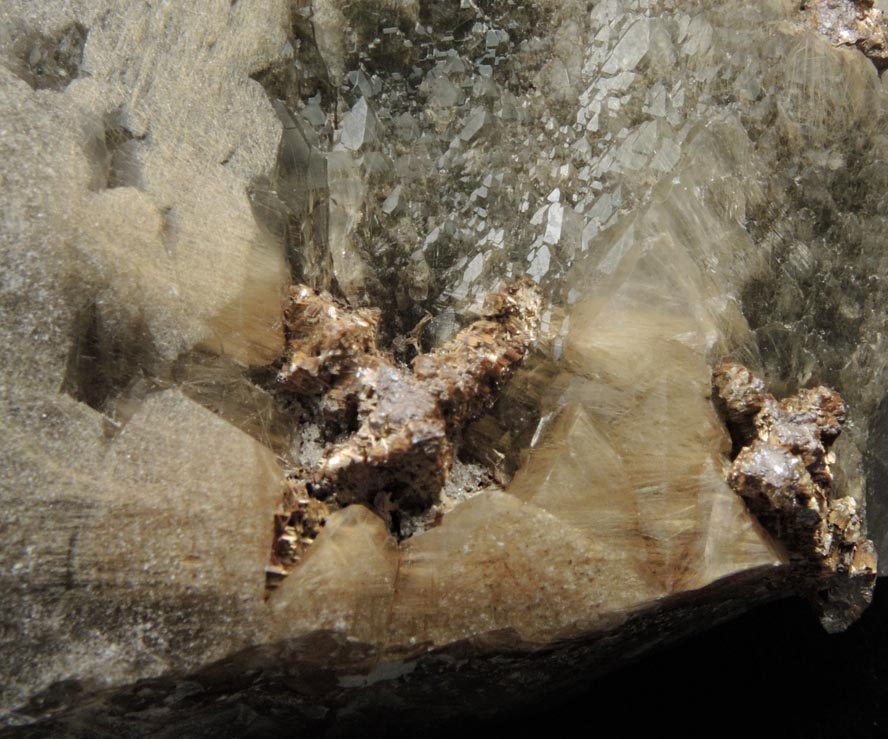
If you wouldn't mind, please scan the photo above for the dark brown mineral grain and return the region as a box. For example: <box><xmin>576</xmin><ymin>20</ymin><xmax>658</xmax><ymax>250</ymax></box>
<box><xmin>412</xmin><ymin>279</ymin><xmax>543</xmax><ymax>426</ymax></box>
<box><xmin>268</xmin><ymin>481</ymin><xmax>331</xmax><ymax>583</ymax></box>
<box><xmin>276</xmin><ymin>284</ymin><xmax>381</xmax><ymax>393</ymax></box>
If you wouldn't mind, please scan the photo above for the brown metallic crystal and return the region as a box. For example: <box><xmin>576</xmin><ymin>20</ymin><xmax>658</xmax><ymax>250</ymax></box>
<box><xmin>277</xmin><ymin>284</ymin><xmax>381</xmax><ymax>393</ymax></box>
<box><xmin>271</xmin><ymin>280</ymin><xmax>540</xmax><ymax>579</ymax></box>
<box><xmin>712</xmin><ymin>362</ymin><xmax>876</xmax><ymax>630</ymax></box>
<box><xmin>268</xmin><ymin>480</ymin><xmax>330</xmax><ymax>585</ymax></box>
<box><xmin>413</xmin><ymin>279</ymin><xmax>542</xmax><ymax>425</ymax></box>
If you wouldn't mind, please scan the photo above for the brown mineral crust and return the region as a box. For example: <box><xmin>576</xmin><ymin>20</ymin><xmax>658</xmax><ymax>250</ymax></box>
<box><xmin>712</xmin><ymin>362</ymin><xmax>876</xmax><ymax>629</ymax></box>
<box><xmin>824</xmin><ymin>496</ymin><xmax>877</xmax><ymax>577</ymax></box>
<box><xmin>781</xmin><ymin>386</ymin><xmax>847</xmax><ymax>443</ymax></box>
<box><xmin>277</xmin><ymin>284</ymin><xmax>380</xmax><ymax>393</ymax></box>
<box><xmin>274</xmin><ymin>280</ymin><xmax>541</xmax><ymax>529</ymax></box>
<box><xmin>755</xmin><ymin>387</ymin><xmax>846</xmax><ymax>489</ymax></box>
<box><xmin>269</xmin><ymin>479</ymin><xmax>330</xmax><ymax>579</ymax></box>
<box><xmin>712</xmin><ymin>363</ymin><xmax>845</xmax><ymax>488</ymax></box>
<box><xmin>728</xmin><ymin>440</ymin><xmax>828</xmax><ymax>558</ymax></box>
<box><xmin>412</xmin><ymin>278</ymin><xmax>542</xmax><ymax>426</ymax></box>
<box><xmin>816</xmin><ymin>495</ymin><xmax>878</xmax><ymax>630</ymax></box>
<box><xmin>755</xmin><ymin>396</ymin><xmax>832</xmax><ymax>488</ymax></box>
<box><xmin>319</xmin><ymin>356</ymin><xmax>452</xmax><ymax>513</ymax></box>
<box><xmin>711</xmin><ymin>362</ymin><xmax>770</xmax><ymax>447</ymax></box>
<box><xmin>803</xmin><ymin>0</ymin><xmax>888</xmax><ymax>70</ymax></box>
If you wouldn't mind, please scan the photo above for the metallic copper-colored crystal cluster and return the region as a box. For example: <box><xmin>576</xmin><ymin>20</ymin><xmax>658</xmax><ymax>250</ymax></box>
<box><xmin>712</xmin><ymin>363</ymin><xmax>876</xmax><ymax>628</ymax></box>
<box><xmin>269</xmin><ymin>280</ymin><xmax>541</xmax><ymax>578</ymax></box>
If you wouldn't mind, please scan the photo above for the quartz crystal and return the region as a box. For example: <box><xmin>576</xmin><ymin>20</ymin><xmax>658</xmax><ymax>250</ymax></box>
<box><xmin>1</xmin><ymin>0</ymin><xmax>887</xmax><ymax>733</ymax></box>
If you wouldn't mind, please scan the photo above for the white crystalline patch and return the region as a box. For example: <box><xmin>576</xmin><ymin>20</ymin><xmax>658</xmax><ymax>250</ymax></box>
<box><xmin>452</xmin><ymin>252</ymin><xmax>485</xmax><ymax>299</ymax></box>
<box><xmin>470</xmin><ymin>185</ymin><xmax>488</xmax><ymax>202</ymax></box>
<box><xmin>347</xmin><ymin>69</ymin><xmax>375</xmax><ymax>99</ymax></box>
<box><xmin>646</xmin><ymin>83</ymin><xmax>668</xmax><ymax>118</ymax></box>
<box><xmin>682</xmin><ymin>16</ymin><xmax>713</xmax><ymax>56</ymax></box>
<box><xmin>544</xmin><ymin>203</ymin><xmax>565</xmax><ymax>245</ymax></box>
<box><xmin>382</xmin><ymin>186</ymin><xmax>402</xmax><ymax>215</ymax></box>
<box><xmin>587</xmin><ymin>192</ymin><xmax>615</xmax><ymax>223</ymax></box>
<box><xmin>302</xmin><ymin>99</ymin><xmax>327</xmax><ymax>127</ymax></box>
<box><xmin>427</xmin><ymin>74</ymin><xmax>461</xmax><ymax>108</ymax></box>
<box><xmin>485</xmin><ymin>29</ymin><xmax>509</xmax><ymax>48</ymax></box>
<box><xmin>443</xmin><ymin>54</ymin><xmax>468</xmax><ymax>75</ymax></box>
<box><xmin>340</xmin><ymin>97</ymin><xmax>379</xmax><ymax>151</ymax></box>
<box><xmin>598</xmin><ymin>234</ymin><xmax>634</xmax><ymax>276</ymax></box>
<box><xmin>485</xmin><ymin>227</ymin><xmax>504</xmax><ymax>247</ymax></box>
<box><xmin>676</xmin><ymin>12</ymin><xmax>692</xmax><ymax>42</ymax></box>
<box><xmin>572</xmin><ymin>137</ymin><xmax>592</xmax><ymax>160</ymax></box>
<box><xmin>527</xmin><ymin>244</ymin><xmax>551</xmax><ymax>281</ymax></box>
<box><xmin>583</xmin><ymin>45</ymin><xmax>607</xmax><ymax>75</ymax></box>
<box><xmin>612</xmin><ymin>120</ymin><xmax>662</xmax><ymax>171</ymax></box>
<box><xmin>424</xmin><ymin>226</ymin><xmax>441</xmax><ymax>248</ymax></box>
<box><xmin>590</xmin><ymin>0</ymin><xmax>621</xmax><ymax>27</ymax></box>
<box><xmin>545</xmin><ymin>58</ymin><xmax>573</xmax><ymax>98</ymax></box>
<box><xmin>607</xmin><ymin>71</ymin><xmax>638</xmax><ymax>93</ymax></box>
<box><xmin>582</xmin><ymin>192</ymin><xmax>615</xmax><ymax>248</ymax></box>
<box><xmin>602</xmin><ymin>19</ymin><xmax>650</xmax><ymax>75</ymax></box>
<box><xmin>460</xmin><ymin>107</ymin><xmax>489</xmax><ymax>142</ymax></box>
<box><xmin>651</xmin><ymin>138</ymin><xmax>681</xmax><ymax>173</ymax></box>
<box><xmin>530</xmin><ymin>204</ymin><xmax>549</xmax><ymax>226</ymax></box>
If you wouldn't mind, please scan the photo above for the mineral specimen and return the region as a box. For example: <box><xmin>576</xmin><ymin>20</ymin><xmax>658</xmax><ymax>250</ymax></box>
<box><xmin>713</xmin><ymin>363</ymin><xmax>876</xmax><ymax>629</ymax></box>
<box><xmin>803</xmin><ymin>0</ymin><xmax>888</xmax><ymax>70</ymax></box>
<box><xmin>273</xmin><ymin>279</ymin><xmax>540</xmax><ymax>549</ymax></box>
<box><xmin>276</xmin><ymin>284</ymin><xmax>381</xmax><ymax>394</ymax></box>
<box><xmin>268</xmin><ymin>484</ymin><xmax>330</xmax><ymax>582</ymax></box>
<box><xmin>2</xmin><ymin>0</ymin><xmax>887</xmax><ymax>734</ymax></box>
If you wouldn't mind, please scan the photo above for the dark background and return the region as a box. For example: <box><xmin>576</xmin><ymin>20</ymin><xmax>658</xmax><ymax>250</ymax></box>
<box><xmin>434</xmin><ymin>577</ymin><xmax>888</xmax><ymax>739</ymax></box>
<box><xmin>6</xmin><ymin>579</ymin><xmax>885</xmax><ymax>738</ymax></box>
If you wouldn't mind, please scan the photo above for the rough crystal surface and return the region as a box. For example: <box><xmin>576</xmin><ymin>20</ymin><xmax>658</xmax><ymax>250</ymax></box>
<box><xmin>273</xmin><ymin>280</ymin><xmax>539</xmax><ymax>539</ymax></box>
<box><xmin>0</xmin><ymin>389</ymin><xmax>284</xmax><ymax>715</ymax></box>
<box><xmin>713</xmin><ymin>363</ymin><xmax>876</xmax><ymax>629</ymax></box>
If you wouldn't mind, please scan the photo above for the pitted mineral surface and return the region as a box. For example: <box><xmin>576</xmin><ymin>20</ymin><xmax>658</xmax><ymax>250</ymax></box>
<box><xmin>270</xmin><ymin>279</ymin><xmax>541</xmax><ymax>576</ymax></box>
<box><xmin>413</xmin><ymin>280</ymin><xmax>543</xmax><ymax>425</ymax></box>
<box><xmin>713</xmin><ymin>362</ymin><xmax>876</xmax><ymax>629</ymax></box>
<box><xmin>276</xmin><ymin>284</ymin><xmax>381</xmax><ymax>393</ymax></box>
<box><xmin>803</xmin><ymin>0</ymin><xmax>888</xmax><ymax>69</ymax></box>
